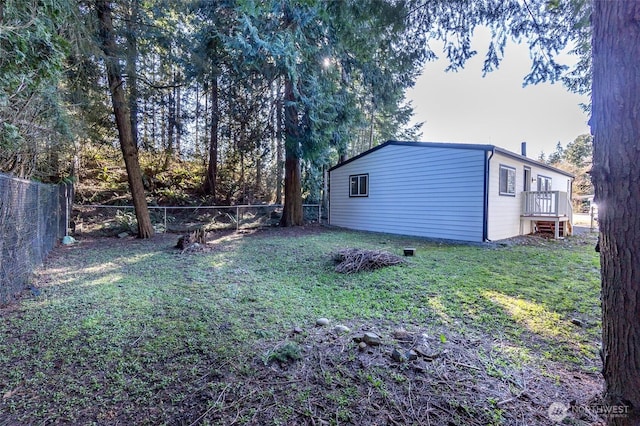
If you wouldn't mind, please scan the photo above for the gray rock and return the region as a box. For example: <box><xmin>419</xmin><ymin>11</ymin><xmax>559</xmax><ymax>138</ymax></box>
<box><xmin>292</xmin><ymin>326</ymin><xmax>303</xmax><ymax>334</ymax></box>
<box><xmin>571</xmin><ymin>318</ymin><xmax>585</xmax><ymax>327</ymax></box>
<box><xmin>316</xmin><ymin>318</ymin><xmax>330</xmax><ymax>326</ymax></box>
<box><xmin>363</xmin><ymin>332</ymin><xmax>382</xmax><ymax>346</ymax></box>
<box><xmin>118</xmin><ymin>232</ymin><xmax>129</xmax><ymax>239</ymax></box>
<box><xmin>334</xmin><ymin>325</ymin><xmax>350</xmax><ymax>334</ymax></box>
<box><xmin>358</xmin><ymin>341</ymin><xmax>367</xmax><ymax>351</ymax></box>
<box><xmin>413</xmin><ymin>345</ymin><xmax>429</xmax><ymax>357</ymax></box>
<box><xmin>413</xmin><ymin>346</ymin><xmax>440</xmax><ymax>361</ymax></box>
<box><xmin>406</xmin><ymin>349</ymin><xmax>418</xmax><ymax>361</ymax></box>
<box><xmin>391</xmin><ymin>348</ymin><xmax>407</xmax><ymax>362</ymax></box>
<box><xmin>393</xmin><ymin>327</ymin><xmax>409</xmax><ymax>340</ymax></box>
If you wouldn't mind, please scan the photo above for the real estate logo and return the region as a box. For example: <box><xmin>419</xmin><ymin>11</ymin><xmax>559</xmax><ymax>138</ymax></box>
<box><xmin>548</xmin><ymin>402</ymin><xmax>569</xmax><ymax>422</ymax></box>
<box><xmin>548</xmin><ymin>401</ymin><xmax>630</xmax><ymax>422</ymax></box>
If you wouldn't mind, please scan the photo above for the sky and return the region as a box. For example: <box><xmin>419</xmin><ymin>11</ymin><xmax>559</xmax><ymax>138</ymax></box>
<box><xmin>405</xmin><ymin>30</ymin><xmax>591</xmax><ymax>158</ymax></box>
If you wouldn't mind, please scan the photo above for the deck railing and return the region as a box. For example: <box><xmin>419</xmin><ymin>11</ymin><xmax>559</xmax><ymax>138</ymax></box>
<box><xmin>522</xmin><ymin>191</ymin><xmax>570</xmax><ymax>216</ymax></box>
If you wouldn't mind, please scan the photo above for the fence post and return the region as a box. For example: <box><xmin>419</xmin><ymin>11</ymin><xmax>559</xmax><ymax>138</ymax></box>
<box><xmin>37</xmin><ymin>184</ymin><xmax>42</xmax><ymax>260</ymax></box>
<box><xmin>64</xmin><ymin>183</ymin><xmax>70</xmax><ymax>236</ymax></box>
<box><xmin>236</xmin><ymin>206</ymin><xmax>239</xmax><ymax>231</ymax></box>
<box><xmin>318</xmin><ymin>203</ymin><xmax>321</xmax><ymax>223</ymax></box>
<box><xmin>164</xmin><ymin>207</ymin><xmax>167</xmax><ymax>233</ymax></box>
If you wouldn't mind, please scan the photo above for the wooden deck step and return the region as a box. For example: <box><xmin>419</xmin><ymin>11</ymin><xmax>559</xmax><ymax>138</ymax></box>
<box><xmin>535</xmin><ymin>220</ymin><xmax>567</xmax><ymax>236</ymax></box>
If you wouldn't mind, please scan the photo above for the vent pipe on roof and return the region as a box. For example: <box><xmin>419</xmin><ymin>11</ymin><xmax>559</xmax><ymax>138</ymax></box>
<box><xmin>521</xmin><ymin>142</ymin><xmax>527</xmax><ymax>157</ymax></box>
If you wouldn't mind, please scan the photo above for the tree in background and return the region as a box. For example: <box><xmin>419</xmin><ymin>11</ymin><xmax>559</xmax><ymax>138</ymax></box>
<box><xmin>229</xmin><ymin>0</ymin><xmax>427</xmax><ymax>225</ymax></box>
<box><xmin>0</xmin><ymin>0</ymin><xmax>79</xmax><ymax>180</ymax></box>
<box><xmin>564</xmin><ymin>133</ymin><xmax>592</xmax><ymax>168</ymax></box>
<box><xmin>546</xmin><ymin>134</ymin><xmax>593</xmax><ymax>201</ymax></box>
<box><xmin>547</xmin><ymin>141</ymin><xmax>565</xmax><ymax>165</ymax></box>
<box><xmin>95</xmin><ymin>0</ymin><xmax>153</xmax><ymax>238</ymax></box>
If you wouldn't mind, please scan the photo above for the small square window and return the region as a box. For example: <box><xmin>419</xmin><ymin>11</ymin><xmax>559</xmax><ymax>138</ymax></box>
<box><xmin>499</xmin><ymin>165</ymin><xmax>516</xmax><ymax>196</ymax></box>
<box><xmin>349</xmin><ymin>174</ymin><xmax>368</xmax><ymax>197</ymax></box>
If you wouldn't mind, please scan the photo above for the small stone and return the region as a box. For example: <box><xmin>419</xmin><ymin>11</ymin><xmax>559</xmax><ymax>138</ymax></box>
<box><xmin>406</xmin><ymin>349</ymin><xmax>418</xmax><ymax>361</ymax></box>
<box><xmin>363</xmin><ymin>332</ymin><xmax>382</xmax><ymax>346</ymax></box>
<box><xmin>393</xmin><ymin>327</ymin><xmax>409</xmax><ymax>340</ymax></box>
<box><xmin>413</xmin><ymin>346</ymin><xmax>429</xmax><ymax>357</ymax></box>
<box><xmin>358</xmin><ymin>342</ymin><xmax>367</xmax><ymax>351</ymax></box>
<box><xmin>414</xmin><ymin>346</ymin><xmax>440</xmax><ymax>361</ymax></box>
<box><xmin>62</xmin><ymin>235</ymin><xmax>76</xmax><ymax>245</ymax></box>
<box><xmin>334</xmin><ymin>325</ymin><xmax>350</xmax><ymax>334</ymax></box>
<box><xmin>391</xmin><ymin>348</ymin><xmax>407</xmax><ymax>362</ymax></box>
<box><xmin>571</xmin><ymin>318</ymin><xmax>585</xmax><ymax>327</ymax></box>
<box><xmin>292</xmin><ymin>326</ymin><xmax>303</xmax><ymax>334</ymax></box>
<box><xmin>117</xmin><ymin>232</ymin><xmax>129</xmax><ymax>239</ymax></box>
<box><xmin>316</xmin><ymin>318</ymin><xmax>330</xmax><ymax>326</ymax></box>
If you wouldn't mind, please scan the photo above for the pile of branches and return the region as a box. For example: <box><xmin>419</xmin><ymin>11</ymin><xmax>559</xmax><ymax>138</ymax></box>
<box><xmin>332</xmin><ymin>248</ymin><xmax>406</xmax><ymax>274</ymax></box>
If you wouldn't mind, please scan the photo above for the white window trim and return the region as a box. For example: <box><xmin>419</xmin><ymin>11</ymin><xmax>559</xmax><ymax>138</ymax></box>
<box><xmin>537</xmin><ymin>175</ymin><xmax>552</xmax><ymax>192</ymax></box>
<box><xmin>499</xmin><ymin>165</ymin><xmax>516</xmax><ymax>196</ymax></box>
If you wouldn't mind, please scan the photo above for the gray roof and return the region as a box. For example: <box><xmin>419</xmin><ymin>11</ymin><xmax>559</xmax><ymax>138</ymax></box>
<box><xmin>329</xmin><ymin>140</ymin><xmax>575</xmax><ymax>178</ymax></box>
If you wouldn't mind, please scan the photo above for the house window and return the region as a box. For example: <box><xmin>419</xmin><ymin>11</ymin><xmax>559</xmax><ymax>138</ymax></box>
<box><xmin>499</xmin><ymin>165</ymin><xmax>516</xmax><ymax>196</ymax></box>
<box><xmin>349</xmin><ymin>174</ymin><xmax>368</xmax><ymax>197</ymax></box>
<box><xmin>537</xmin><ymin>175</ymin><xmax>552</xmax><ymax>192</ymax></box>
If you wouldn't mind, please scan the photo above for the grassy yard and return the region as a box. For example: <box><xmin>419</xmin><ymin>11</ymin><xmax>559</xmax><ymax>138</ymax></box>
<box><xmin>0</xmin><ymin>226</ymin><xmax>602</xmax><ymax>425</ymax></box>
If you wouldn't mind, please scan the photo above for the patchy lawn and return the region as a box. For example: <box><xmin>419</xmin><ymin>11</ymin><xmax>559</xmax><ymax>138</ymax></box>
<box><xmin>0</xmin><ymin>226</ymin><xmax>603</xmax><ymax>425</ymax></box>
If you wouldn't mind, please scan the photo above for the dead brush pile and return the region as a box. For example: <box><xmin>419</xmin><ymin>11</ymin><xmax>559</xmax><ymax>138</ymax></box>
<box><xmin>332</xmin><ymin>248</ymin><xmax>406</xmax><ymax>274</ymax></box>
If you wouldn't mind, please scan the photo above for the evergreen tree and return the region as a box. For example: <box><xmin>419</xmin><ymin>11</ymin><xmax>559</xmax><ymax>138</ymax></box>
<box><xmin>0</xmin><ymin>0</ymin><xmax>80</xmax><ymax>179</ymax></box>
<box><xmin>565</xmin><ymin>133</ymin><xmax>592</xmax><ymax>167</ymax></box>
<box><xmin>548</xmin><ymin>141</ymin><xmax>565</xmax><ymax>165</ymax></box>
<box><xmin>95</xmin><ymin>0</ymin><xmax>153</xmax><ymax>238</ymax></box>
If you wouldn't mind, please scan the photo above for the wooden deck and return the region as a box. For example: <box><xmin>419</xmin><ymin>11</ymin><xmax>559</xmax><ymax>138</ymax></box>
<box><xmin>521</xmin><ymin>191</ymin><xmax>573</xmax><ymax>239</ymax></box>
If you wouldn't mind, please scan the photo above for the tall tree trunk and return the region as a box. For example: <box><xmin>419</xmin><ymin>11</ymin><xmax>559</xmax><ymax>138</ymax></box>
<box><xmin>204</xmin><ymin>76</ymin><xmax>218</xmax><ymax>198</ymax></box>
<box><xmin>256</xmin><ymin>152</ymin><xmax>262</xmax><ymax>199</ymax></box>
<box><xmin>96</xmin><ymin>0</ymin><xmax>153</xmax><ymax>239</ymax></box>
<box><xmin>368</xmin><ymin>101</ymin><xmax>375</xmax><ymax>150</ymax></box>
<box><xmin>125</xmin><ymin>0</ymin><xmax>139</xmax><ymax>148</ymax></box>
<box><xmin>275</xmin><ymin>77</ymin><xmax>284</xmax><ymax>205</ymax></box>
<box><xmin>176</xmin><ymin>80</ymin><xmax>182</xmax><ymax>158</ymax></box>
<box><xmin>195</xmin><ymin>83</ymin><xmax>200</xmax><ymax>158</ymax></box>
<box><xmin>592</xmin><ymin>1</ymin><xmax>640</xmax><ymax>424</ymax></box>
<box><xmin>279</xmin><ymin>77</ymin><xmax>303</xmax><ymax>226</ymax></box>
<box><xmin>165</xmin><ymin>80</ymin><xmax>176</xmax><ymax>170</ymax></box>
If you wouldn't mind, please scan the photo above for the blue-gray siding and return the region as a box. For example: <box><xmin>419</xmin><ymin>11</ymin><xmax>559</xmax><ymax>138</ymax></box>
<box><xmin>329</xmin><ymin>144</ymin><xmax>486</xmax><ymax>242</ymax></box>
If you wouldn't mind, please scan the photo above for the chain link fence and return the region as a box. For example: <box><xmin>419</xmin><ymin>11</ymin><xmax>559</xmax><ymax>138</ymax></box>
<box><xmin>0</xmin><ymin>173</ymin><xmax>71</xmax><ymax>305</ymax></box>
<box><xmin>73</xmin><ymin>203</ymin><xmax>323</xmax><ymax>236</ymax></box>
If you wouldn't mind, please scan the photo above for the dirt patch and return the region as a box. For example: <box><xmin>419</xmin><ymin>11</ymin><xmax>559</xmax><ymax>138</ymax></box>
<box><xmin>172</xmin><ymin>322</ymin><xmax>604</xmax><ymax>425</ymax></box>
<box><xmin>493</xmin><ymin>230</ymin><xmax>598</xmax><ymax>248</ymax></box>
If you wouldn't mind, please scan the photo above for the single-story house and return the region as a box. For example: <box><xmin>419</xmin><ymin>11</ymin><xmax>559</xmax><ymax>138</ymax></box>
<box><xmin>328</xmin><ymin>140</ymin><xmax>574</xmax><ymax>242</ymax></box>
